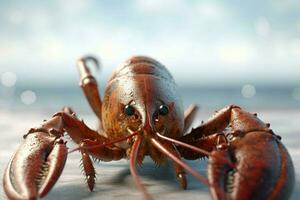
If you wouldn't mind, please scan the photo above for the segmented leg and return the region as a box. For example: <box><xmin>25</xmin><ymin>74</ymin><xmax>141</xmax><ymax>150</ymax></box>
<box><xmin>49</xmin><ymin>109</ymin><xmax>126</xmax><ymax>192</ymax></box>
<box><xmin>79</xmin><ymin>139</ymin><xmax>125</xmax><ymax>162</ymax></box>
<box><xmin>56</xmin><ymin>108</ymin><xmax>108</xmax><ymax>144</ymax></box>
<box><xmin>179</xmin><ymin>133</ymin><xmax>227</xmax><ymax>160</ymax></box>
<box><xmin>77</xmin><ymin>56</ymin><xmax>103</xmax><ymax>122</ymax></box>
<box><xmin>80</xmin><ymin>147</ymin><xmax>96</xmax><ymax>191</ymax></box>
<box><xmin>169</xmin><ymin>144</ymin><xmax>187</xmax><ymax>189</ymax></box>
<box><xmin>72</xmin><ymin>136</ymin><xmax>126</xmax><ymax>191</ymax></box>
<box><xmin>181</xmin><ymin>104</ymin><xmax>272</xmax><ymax>141</ymax></box>
<box><xmin>58</xmin><ymin>109</ymin><xmax>125</xmax><ymax>190</ymax></box>
<box><xmin>181</xmin><ymin>105</ymin><xmax>239</xmax><ymax>142</ymax></box>
<box><xmin>179</xmin><ymin>104</ymin><xmax>271</xmax><ymax>158</ymax></box>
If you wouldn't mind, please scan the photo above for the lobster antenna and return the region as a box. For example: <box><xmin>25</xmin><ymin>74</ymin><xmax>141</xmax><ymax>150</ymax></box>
<box><xmin>151</xmin><ymin>138</ymin><xmax>230</xmax><ymax>197</ymax></box>
<box><xmin>130</xmin><ymin>137</ymin><xmax>152</xmax><ymax>200</ymax></box>
<box><xmin>151</xmin><ymin>137</ymin><xmax>226</xmax><ymax>199</ymax></box>
<box><xmin>156</xmin><ymin>131</ymin><xmax>211</xmax><ymax>156</ymax></box>
<box><xmin>156</xmin><ymin>132</ymin><xmax>234</xmax><ymax>168</ymax></box>
<box><xmin>150</xmin><ymin>138</ymin><xmax>209</xmax><ymax>185</ymax></box>
<box><xmin>68</xmin><ymin>129</ymin><xmax>138</xmax><ymax>154</ymax></box>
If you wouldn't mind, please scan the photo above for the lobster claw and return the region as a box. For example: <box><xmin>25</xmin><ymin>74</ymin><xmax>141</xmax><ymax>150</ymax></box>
<box><xmin>207</xmin><ymin>109</ymin><xmax>295</xmax><ymax>200</ymax></box>
<box><xmin>3</xmin><ymin>131</ymin><xmax>68</xmax><ymax>200</ymax></box>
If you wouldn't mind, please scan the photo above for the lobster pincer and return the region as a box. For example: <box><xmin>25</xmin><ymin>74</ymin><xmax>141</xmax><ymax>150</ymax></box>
<box><xmin>3</xmin><ymin>106</ymin><xmax>129</xmax><ymax>200</ymax></box>
<box><xmin>179</xmin><ymin>105</ymin><xmax>295</xmax><ymax>200</ymax></box>
<box><xmin>3</xmin><ymin>114</ymin><xmax>68</xmax><ymax>200</ymax></box>
<box><xmin>207</xmin><ymin>108</ymin><xmax>295</xmax><ymax>200</ymax></box>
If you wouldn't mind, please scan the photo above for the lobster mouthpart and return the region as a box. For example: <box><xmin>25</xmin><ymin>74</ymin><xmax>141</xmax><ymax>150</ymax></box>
<box><xmin>3</xmin><ymin>132</ymin><xmax>68</xmax><ymax>200</ymax></box>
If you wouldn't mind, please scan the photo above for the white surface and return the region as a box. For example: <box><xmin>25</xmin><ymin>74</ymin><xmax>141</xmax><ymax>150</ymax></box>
<box><xmin>0</xmin><ymin>109</ymin><xmax>299</xmax><ymax>199</ymax></box>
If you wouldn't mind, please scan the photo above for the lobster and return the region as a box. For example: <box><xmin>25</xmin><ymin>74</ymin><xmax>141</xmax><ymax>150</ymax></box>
<box><xmin>3</xmin><ymin>56</ymin><xmax>295</xmax><ymax>200</ymax></box>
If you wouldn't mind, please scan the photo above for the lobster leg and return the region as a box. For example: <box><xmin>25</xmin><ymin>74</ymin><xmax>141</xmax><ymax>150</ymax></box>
<box><xmin>80</xmin><ymin>147</ymin><xmax>96</xmax><ymax>192</ymax></box>
<box><xmin>170</xmin><ymin>145</ymin><xmax>187</xmax><ymax>190</ymax></box>
<box><xmin>75</xmin><ymin>138</ymin><xmax>126</xmax><ymax>191</ymax></box>
<box><xmin>178</xmin><ymin>133</ymin><xmax>227</xmax><ymax>160</ymax></box>
<box><xmin>77</xmin><ymin>56</ymin><xmax>103</xmax><ymax>122</ymax></box>
<box><xmin>56</xmin><ymin>110</ymin><xmax>126</xmax><ymax>189</ymax></box>
<box><xmin>181</xmin><ymin>105</ymin><xmax>240</xmax><ymax>142</ymax></box>
<box><xmin>179</xmin><ymin>104</ymin><xmax>269</xmax><ymax>156</ymax></box>
<box><xmin>79</xmin><ymin>139</ymin><xmax>125</xmax><ymax>162</ymax></box>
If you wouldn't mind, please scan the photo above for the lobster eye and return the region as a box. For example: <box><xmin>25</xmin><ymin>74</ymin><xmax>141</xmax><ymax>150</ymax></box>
<box><xmin>124</xmin><ymin>105</ymin><xmax>135</xmax><ymax>116</ymax></box>
<box><xmin>158</xmin><ymin>105</ymin><xmax>169</xmax><ymax>116</ymax></box>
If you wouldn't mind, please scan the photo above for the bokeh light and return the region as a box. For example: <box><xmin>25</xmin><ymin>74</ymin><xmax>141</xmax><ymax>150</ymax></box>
<box><xmin>254</xmin><ymin>17</ymin><xmax>270</xmax><ymax>37</ymax></box>
<box><xmin>1</xmin><ymin>72</ymin><xmax>17</xmax><ymax>87</ymax></box>
<box><xmin>241</xmin><ymin>84</ymin><xmax>256</xmax><ymax>98</ymax></box>
<box><xmin>20</xmin><ymin>90</ymin><xmax>37</xmax><ymax>105</ymax></box>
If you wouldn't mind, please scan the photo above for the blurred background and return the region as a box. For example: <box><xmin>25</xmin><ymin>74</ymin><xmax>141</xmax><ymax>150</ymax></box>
<box><xmin>0</xmin><ymin>0</ymin><xmax>300</xmax><ymax>199</ymax></box>
<box><xmin>0</xmin><ymin>0</ymin><xmax>299</xmax><ymax>111</ymax></box>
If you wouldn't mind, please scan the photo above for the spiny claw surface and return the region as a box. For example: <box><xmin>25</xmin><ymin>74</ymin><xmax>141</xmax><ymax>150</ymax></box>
<box><xmin>3</xmin><ymin>132</ymin><xmax>68</xmax><ymax>200</ymax></box>
<box><xmin>208</xmin><ymin>132</ymin><xmax>295</xmax><ymax>200</ymax></box>
<box><xmin>207</xmin><ymin>108</ymin><xmax>295</xmax><ymax>200</ymax></box>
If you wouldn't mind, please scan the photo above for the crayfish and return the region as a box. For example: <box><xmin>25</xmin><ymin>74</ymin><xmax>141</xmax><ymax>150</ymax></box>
<box><xmin>3</xmin><ymin>56</ymin><xmax>295</xmax><ymax>200</ymax></box>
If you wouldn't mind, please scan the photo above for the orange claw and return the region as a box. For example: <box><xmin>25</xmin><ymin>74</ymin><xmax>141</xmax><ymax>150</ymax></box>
<box><xmin>3</xmin><ymin>132</ymin><xmax>67</xmax><ymax>200</ymax></box>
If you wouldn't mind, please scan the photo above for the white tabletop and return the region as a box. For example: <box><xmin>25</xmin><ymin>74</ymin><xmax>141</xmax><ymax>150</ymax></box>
<box><xmin>1</xmin><ymin>108</ymin><xmax>299</xmax><ymax>200</ymax></box>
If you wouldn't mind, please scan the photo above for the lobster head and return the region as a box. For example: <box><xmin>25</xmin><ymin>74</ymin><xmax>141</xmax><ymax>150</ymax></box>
<box><xmin>101</xmin><ymin>56</ymin><xmax>184</xmax><ymax>156</ymax></box>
